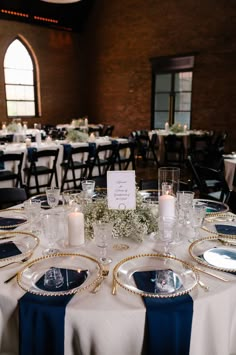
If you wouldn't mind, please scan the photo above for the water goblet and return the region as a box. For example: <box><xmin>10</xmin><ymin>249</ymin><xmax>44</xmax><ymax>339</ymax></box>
<box><xmin>24</xmin><ymin>199</ymin><xmax>42</xmax><ymax>233</ymax></box>
<box><xmin>177</xmin><ymin>191</ymin><xmax>194</xmax><ymax>225</ymax></box>
<box><xmin>46</xmin><ymin>187</ymin><xmax>60</xmax><ymax>208</ymax></box>
<box><xmin>42</xmin><ymin>212</ymin><xmax>61</xmax><ymax>255</ymax></box>
<box><xmin>158</xmin><ymin>215</ymin><xmax>177</xmax><ymax>256</ymax></box>
<box><xmin>189</xmin><ymin>203</ymin><xmax>206</xmax><ymax>241</ymax></box>
<box><xmin>93</xmin><ymin>222</ymin><xmax>113</xmax><ymax>265</ymax></box>
<box><xmin>81</xmin><ymin>180</ymin><xmax>95</xmax><ymax>199</ymax></box>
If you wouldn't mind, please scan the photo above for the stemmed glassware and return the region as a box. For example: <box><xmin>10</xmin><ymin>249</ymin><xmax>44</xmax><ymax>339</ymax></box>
<box><xmin>189</xmin><ymin>203</ymin><xmax>206</xmax><ymax>241</ymax></box>
<box><xmin>177</xmin><ymin>191</ymin><xmax>195</xmax><ymax>225</ymax></box>
<box><xmin>81</xmin><ymin>180</ymin><xmax>95</xmax><ymax>200</ymax></box>
<box><xmin>24</xmin><ymin>199</ymin><xmax>42</xmax><ymax>233</ymax></box>
<box><xmin>46</xmin><ymin>187</ymin><xmax>60</xmax><ymax>208</ymax></box>
<box><xmin>42</xmin><ymin>212</ymin><xmax>61</xmax><ymax>255</ymax></box>
<box><xmin>93</xmin><ymin>222</ymin><xmax>113</xmax><ymax>264</ymax></box>
<box><xmin>158</xmin><ymin>216</ymin><xmax>177</xmax><ymax>256</ymax></box>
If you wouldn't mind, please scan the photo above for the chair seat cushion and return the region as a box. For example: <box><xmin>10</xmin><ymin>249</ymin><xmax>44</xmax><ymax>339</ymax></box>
<box><xmin>0</xmin><ymin>170</ymin><xmax>18</xmax><ymax>180</ymax></box>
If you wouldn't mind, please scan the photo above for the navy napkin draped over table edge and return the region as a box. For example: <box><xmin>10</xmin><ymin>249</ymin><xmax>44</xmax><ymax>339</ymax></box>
<box><xmin>133</xmin><ymin>271</ymin><xmax>193</xmax><ymax>355</ymax></box>
<box><xmin>19</xmin><ymin>268</ymin><xmax>88</xmax><ymax>355</ymax></box>
<box><xmin>215</xmin><ymin>224</ymin><xmax>236</xmax><ymax>235</ymax></box>
<box><xmin>0</xmin><ymin>150</ymin><xmax>5</xmax><ymax>170</ymax></box>
<box><xmin>27</xmin><ymin>147</ymin><xmax>38</xmax><ymax>162</ymax></box>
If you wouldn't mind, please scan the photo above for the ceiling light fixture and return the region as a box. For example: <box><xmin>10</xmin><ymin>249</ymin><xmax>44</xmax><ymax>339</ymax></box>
<box><xmin>40</xmin><ymin>0</ymin><xmax>81</xmax><ymax>3</ymax></box>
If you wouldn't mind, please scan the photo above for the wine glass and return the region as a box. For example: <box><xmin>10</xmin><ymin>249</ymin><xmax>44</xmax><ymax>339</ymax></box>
<box><xmin>93</xmin><ymin>222</ymin><xmax>113</xmax><ymax>265</ymax></box>
<box><xmin>46</xmin><ymin>187</ymin><xmax>60</xmax><ymax>208</ymax></box>
<box><xmin>189</xmin><ymin>203</ymin><xmax>206</xmax><ymax>241</ymax></box>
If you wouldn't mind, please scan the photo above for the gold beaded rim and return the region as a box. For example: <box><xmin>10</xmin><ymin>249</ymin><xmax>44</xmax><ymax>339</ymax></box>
<box><xmin>203</xmin><ymin>213</ymin><xmax>236</xmax><ymax>236</ymax></box>
<box><xmin>113</xmin><ymin>253</ymin><xmax>199</xmax><ymax>298</ymax></box>
<box><xmin>189</xmin><ymin>234</ymin><xmax>236</xmax><ymax>273</ymax></box>
<box><xmin>0</xmin><ymin>209</ymin><xmax>28</xmax><ymax>229</ymax></box>
<box><xmin>0</xmin><ymin>230</ymin><xmax>39</xmax><ymax>263</ymax></box>
<box><xmin>17</xmin><ymin>253</ymin><xmax>103</xmax><ymax>297</ymax></box>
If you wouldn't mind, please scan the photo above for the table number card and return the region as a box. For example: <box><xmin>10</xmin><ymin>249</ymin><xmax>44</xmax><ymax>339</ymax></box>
<box><xmin>107</xmin><ymin>171</ymin><xmax>136</xmax><ymax>209</ymax></box>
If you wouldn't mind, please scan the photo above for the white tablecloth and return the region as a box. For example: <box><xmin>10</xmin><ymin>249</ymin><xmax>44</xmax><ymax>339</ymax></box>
<box><xmin>1</xmin><ymin>211</ymin><xmax>236</xmax><ymax>355</ymax></box>
<box><xmin>224</xmin><ymin>158</ymin><xmax>236</xmax><ymax>190</ymax></box>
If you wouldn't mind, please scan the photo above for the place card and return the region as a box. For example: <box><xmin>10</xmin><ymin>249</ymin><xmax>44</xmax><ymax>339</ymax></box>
<box><xmin>107</xmin><ymin>171</ymin><xmax>136</xmax><ymax>209</ymax></box>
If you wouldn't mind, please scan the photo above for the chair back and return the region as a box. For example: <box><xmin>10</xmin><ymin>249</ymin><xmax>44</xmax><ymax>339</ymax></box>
<box><xmin>0</xmin><ymin>152</ymin><xmax>24</xmax><ymax>187</ymax></box>
<box><xmin>0</xmin><ymin>187</ymin><xmax>27</xmax><ymax>209</ymax></box>
<box><xmin>116</xmin><ymin>142</ymin><xmax>136</xmax><ymax>170</ymax></box>
<box><xmin>88</xmin><ymin>143</ymin><xmax>117</xmax><ymax>177</ymax></box>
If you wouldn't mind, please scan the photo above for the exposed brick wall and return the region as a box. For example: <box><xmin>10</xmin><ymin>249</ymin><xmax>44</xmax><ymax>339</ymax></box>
<box><xmin>0</xmin><ymin>0</ymin><xmax>235</xmax><ymax>152</ymax></box>
<box><xmin>84</xmin><ymin>0</ymin><xmax>236</xmax><ymax>152</ymax></box>
<box><xmin>0</xmin><ymin>20</ymin><xmax>86</xmax><ymax>127</ymax></box>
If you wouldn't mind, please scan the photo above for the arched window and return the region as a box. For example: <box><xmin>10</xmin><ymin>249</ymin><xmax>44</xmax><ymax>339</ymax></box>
<box><xmin>4</xmin><ymin>38</ymin><xmax>37</xmax><ymax>117</ymax></box>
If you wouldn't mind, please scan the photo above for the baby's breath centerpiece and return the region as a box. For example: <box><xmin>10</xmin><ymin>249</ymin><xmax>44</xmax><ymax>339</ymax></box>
<box><xmin>170</xmin><ymin>123</ymin><xmax>184</xmax><ymax>133</ymax></box>
<box><xmin>83</xmin><ymin>191</ymin><xmax>158</xmax><ymax>242</ymax></box>
<box><xmin>66</xmin><ymin>129</ymin><xmax>88</xmax><ymax>143</ymax></box>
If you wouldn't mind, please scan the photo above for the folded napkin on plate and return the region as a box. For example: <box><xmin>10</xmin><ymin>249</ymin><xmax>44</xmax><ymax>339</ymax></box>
<box><xmin>215</xmin><ymin>224</ymin><xmax>236</xmax><ymax>235</ymax></box>
<box><xmin>133</xmin><ymin>271</ymin><xmax>193</xmax><ymax>355</ymax></box>
<box><xmin>0</xmin><ymin>217</ymin><xmax>27</xmax><ymax>229</ymax></box>
<box><xmin>0</xmin><ymin>241</ymin><xmax>21</xmax><ymax>258</ymax></box>
<box><xmin>19</xmin><ymin>268</ymin><xmax>88</xmax><ymax>355</ymax></box>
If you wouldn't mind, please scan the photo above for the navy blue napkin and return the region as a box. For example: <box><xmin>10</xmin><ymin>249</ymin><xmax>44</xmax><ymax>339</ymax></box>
<box><xmin>0</xmin><ymin>241</ymin><xmax>21</xmax><ymax>259</ymax></box>
<box><xmin>215</xmin><ymin>224</ymin><xmax>236</xmax><ymax>235</ymax></box>
<box><xmin>62</xmin><ymin>144</ymin><xmax>72</xmax><ymax>160</ymax></box>
<box><xmin>88</xmin><ymin>142</ymin><xmax>96</xmax><ymax>156</ymax></box>
<box><xmin>19</xmin><ymin>268</ymin><xmax>88</xmax><ymax>355</ymax></box>
<box><xmin>27</xmin><ymin>147</ymin><xmax>38</xmax><ymax>162</ymax></box>
<box><xmin>0</xmin><ymin>150</ymin><xmax>5</xmax><ymax>170</ymax></box>
<box><xmin>134</xmin><ymin>271</ymin><xmax>193</xmax><ymax>355</ymax></box>
<box><xmin>0</xmin><ymin>217</ymin><xmax>27</xmax><ymax>229</ymax></box>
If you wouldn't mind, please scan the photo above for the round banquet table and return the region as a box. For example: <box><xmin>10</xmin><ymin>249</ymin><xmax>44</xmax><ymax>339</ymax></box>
<box><xmin>0</xmin><ymin>209</ymin><xmax>236</xmax><ymax>355</ymax></box>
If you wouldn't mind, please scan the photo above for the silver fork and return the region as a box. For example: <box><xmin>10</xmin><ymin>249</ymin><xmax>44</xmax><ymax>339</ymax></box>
<box><xmin>0</xmin><ymin>255</ymin><xmax>31</xmax><ymax>269</ymax></box>
<box><xmin>91</xmin><ymin>269</ymin><xmax>109</xmax><ymax>293</ymax></box>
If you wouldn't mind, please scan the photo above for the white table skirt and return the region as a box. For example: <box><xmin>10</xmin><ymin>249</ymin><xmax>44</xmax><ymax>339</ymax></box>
<box><xmin>0</xmin><ymin>138</ymin><xmax>129</xmax><ymax>191</ymax></box>
<box><xmin>224</xmin><ymin>158</ymin><xmax>236</xmax><ymax>190</ymax></box>
<box><xmin>1</xmin><ymin>212</ymin><xmax>236</xmax><ymax>355</ymax></box>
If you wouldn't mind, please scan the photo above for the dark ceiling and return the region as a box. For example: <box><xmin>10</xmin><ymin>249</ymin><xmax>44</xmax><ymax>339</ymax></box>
<box><xmin>0</xmin><ymin>0</ymin><xmax>94</xmax><ymax>32</ymax></box>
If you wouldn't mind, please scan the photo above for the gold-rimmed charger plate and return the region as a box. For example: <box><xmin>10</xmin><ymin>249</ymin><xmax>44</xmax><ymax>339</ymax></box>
<box><xmin>113</xmin><ymin>253</ymin><xmax>199</xmax><ymax>298</ymax></box>
<box><xmin>203</xmin><ymin>213</ymin><xmax>236</xmax><ymax>236</ymax></box>
<box><xmin>0</xmin><ymin>231</ymin><xmax>39</xmax><ymax>266</ymax></box>
<box><xmin>17</xmin><ymin>253</ymin><xmax>103</xmax><ymax>296</ymax></box>
<box><xmin>29</xmin><ymin>194</ymin><xmax>63</xmax><ymax>209</ymax></box>
<box><xmin>0</xmin><ymin>209</ymin><xmax>28</xmax><ymax>229</ymax></box>
<box><xmin>194</xmin><ymin>199</ymin><xmax>229</xmax><ymax>214</ymax></box>
<box><xmin>189</xmin><ymin>235</ymin><xmax>236</xmax><ymax>272</ymax></box>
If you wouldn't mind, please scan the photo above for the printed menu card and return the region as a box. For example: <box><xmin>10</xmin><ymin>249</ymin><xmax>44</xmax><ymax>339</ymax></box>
<box><xmin>107</xmin><ymin>171</ymin><xmax>136</xmax><ymax>209</ymax></box>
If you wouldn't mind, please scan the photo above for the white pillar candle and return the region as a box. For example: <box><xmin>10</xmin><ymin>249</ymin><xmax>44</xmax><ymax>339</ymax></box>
<box><xmin>25</xmin><ymin>138</ymin><xmax>31</xmax><ymax>147</ymax></box>
<box><xmin>35</xmin><ymin>130</ymin><xmax>42</xmax><ymax>146</ymax></box>
<box><xmin>159</xmin><ymin>194</ymin><xmax>176</xmax><ymax>217</ymax></box>
<box><xmin>68</xmin><ymin>212</ymin><xmax>85</xmax><ymax>246</ymax></box>
<box><xmin>183</xmin><ymin>124</ymin><xmax>187</xmax><ymax>132</ymax></box>
<box><xmin>165</xmin><ymin>122</ymin><xmax>169</xmax><ymax>131</ymax></box>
